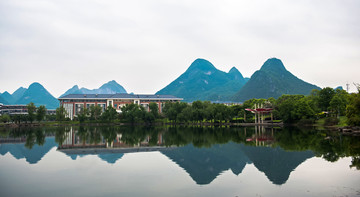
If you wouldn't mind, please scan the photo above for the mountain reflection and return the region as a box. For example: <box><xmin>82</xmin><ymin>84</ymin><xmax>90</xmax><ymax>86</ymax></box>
<box><xmin>0</xmin><ymin>125</ymin><xmax>359</xmax><ymax>185</ymax></box>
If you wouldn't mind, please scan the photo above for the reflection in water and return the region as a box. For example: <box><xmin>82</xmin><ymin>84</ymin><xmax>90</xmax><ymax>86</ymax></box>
<box><xmin>0</xmin><ymin>125</ymin><xmax>359</xmax><ymax>186</ymax></box>
<box><xmin>161</xmin><ymin>143</ymin><xmax>313</xmax><ymax>185</ymax></box>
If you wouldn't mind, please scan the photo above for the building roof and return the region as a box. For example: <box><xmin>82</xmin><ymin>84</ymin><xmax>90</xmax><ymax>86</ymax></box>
<box><xmin>59</xmin><ymin>93</ymin><xmax>183</xmax><ymax>100</ymax></box>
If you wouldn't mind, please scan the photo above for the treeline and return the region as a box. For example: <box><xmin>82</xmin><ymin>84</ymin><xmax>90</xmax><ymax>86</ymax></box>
<box><xmin>2</xmin><ymin>85</ymin><xmax>359</xmax><ymax>126</ymax></box>
<box><xmin>162</xmin><ymin>85</ymin><xmax>360</xmax><ymax>125</ymax></box>
<box><xmin>54</xmin><ymin>103</ymin><xmax>161</xmax><ymax>124</ymax></box>
<box><xmin>0</xmin><ymin>102</ymin><xmax>49</xmax><ymax>124</ymax></box>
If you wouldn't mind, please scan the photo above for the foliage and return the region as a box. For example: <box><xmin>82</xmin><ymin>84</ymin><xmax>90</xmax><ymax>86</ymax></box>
<box><xmin>78</xmin><ymin>108</ymin><xmax>89</xmax><ymax>123</ymax></box>
<box><xmin>101</xmin><ymin>106</ymin><xmax>118</xmax><ymax>122</ymax></box>
<box><xmin>56</xmin><ymin>106</ymin><xmax>67</xmax><ymax>121</ymax></box>
<box><xmin>274</xmin><ymin>95</ymin><xmax>315</xmax><ymax>123</ymax></box>
<box><xmin>323</xmin><ymin>117</ymin><xmax>340</xmax><ymax>126</ymax></box>
<box><xmin>0</xmin><ymin>114</ymin><xmax>11</xmax><ymax>123</ymax></box>
<box><xmin>346</xmin><ymin>84</ymin><xmax>360</xmax><ymax>126</ymax></box>
<box><xmin>318</xmin><ymin>87</ymin><xmax>335</xmax><ymax>111</ymax></box>
<box><xmin>149</xmin><ymin>103</ymin><xmax>159</xmax><ymax>119</ymax></box>
<box><xmin>121</xmin><ymin>103</ymin><xmax>146</xmax><ymax>124</ymax></box>
<box><xmin>36</xmin><ymin>105</ymin><xmax>47</xmax><ymax>122</ymax></box>
<box><xmin>163</xmin><ymin>102</ymin><xmax>188</xmax><ymax>123</ymax></box>
<box><xmin>27</xmin><ymin>102</ymin><xmax>36</xmax><ymax>123</ymax></box>
<box><xmin>90</xmin><ymin>105</ymin><xmax>103</xmax><ymax>121</ymax></box>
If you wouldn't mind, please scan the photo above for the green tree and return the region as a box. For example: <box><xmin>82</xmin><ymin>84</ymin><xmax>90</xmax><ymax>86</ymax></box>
<box><xmin>143</xmin><ymin>111</ymin><xmax>156</xmax><ymax>124</ymax></box>
<box><xmin>275</xmin><ymin>95</ymin><xmax>315</xmax><ymax>123</ymax></box>
<box><xmin>214</xmin><ymin>104</ymin><xmax>231</xmax><ymax>123</ymax></box>
<box><xmin>27</xmin><ymin>102</ymin><xmax>36</xmax><ymax>123</ymax></box>
<box><xmin>318</xmin><ymin>87</ymin><xmax>335</xmax><ymax>111</ymax></box>
<box><xmin>327</xmin><ymin>89</ymin><xmax>348</xmax><ymax>117</ymax></box>
<box><xmin>101</xmin><ymin>106</ymin><xmax>118</xmax><ymax>122</ymax></box>
<box><xmin>191</xmin><ymin>101</ymin><xmax>206</xmax><ymax>122</ymax></box>
<box><xmin>78</xmin><ymin>108</ymin><xmax>89</xmax><ymax>123</ymax></box>
<box><xmin>36</xmin><ymin>105</ymin><xmax>47</xmax><ymax>122</ymax></box>
<box><xmin>121</xmin><ymin>103</ymin><xmax>146</xmax><ymax>124</ymax></box>
<box><xmin>163</xmin><ymin>102</ymin><xmax>188</xmax><ymax>123</ymax></box>
<box><xmin>0</xmin><ymin>114</ymin><xmax>11</xmax><ymax>123</ymax></box>
<box><xmin>149</xmin><ymin>103</ymin><xmax>159</xmax><ymax>119</ymax></box>
<box><xmin>346</xmin><ymin>84</ymin><xmax>360</xmax><ymax>126</ymax></box>
<box><xmin>90</xmin><ymin>105</ymin><xmax>103</xmax><ymax>121</ymax></box>
<box><xmin>177</xmin><ymin>105</ymin><xmax>193</xmax><ymax>123</ymax></box>
<box><xmin>56</xmin><ymin>106</ymin><xmax>67</xmax><ymax>121</ymax></box>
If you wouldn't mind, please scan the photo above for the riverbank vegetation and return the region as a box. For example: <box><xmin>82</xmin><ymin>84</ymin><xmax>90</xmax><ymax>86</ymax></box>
<box><xmin>1</xmin><ymin>85</ymin><xmax>359</xmax><ymax>127</ymax></box>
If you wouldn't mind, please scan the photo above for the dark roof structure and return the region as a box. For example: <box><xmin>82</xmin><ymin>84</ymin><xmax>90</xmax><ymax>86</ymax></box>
<box><xmin>59</xmin><ymin>93</ymin><xmax>182</xmax><ymax>100</ymax></box>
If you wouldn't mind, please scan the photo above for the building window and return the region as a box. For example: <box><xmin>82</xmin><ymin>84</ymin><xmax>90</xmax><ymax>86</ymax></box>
<box><xmin>114</xmin><ymin>104</ymin><xmax>117</xmax><ymax>108</ymax></box>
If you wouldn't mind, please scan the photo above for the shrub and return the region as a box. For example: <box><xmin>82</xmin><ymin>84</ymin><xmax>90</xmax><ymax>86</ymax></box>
<box><xmin>324</xmin><ymin>117</ymin><xmax>339</xmax><ymax>126</ymax></box>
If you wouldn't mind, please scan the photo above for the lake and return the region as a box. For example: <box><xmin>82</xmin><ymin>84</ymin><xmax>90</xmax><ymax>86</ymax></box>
<box><xmin>0</xmin><ymin>125</ymin><xmax>359</xmax><ymax>197</ymax></box>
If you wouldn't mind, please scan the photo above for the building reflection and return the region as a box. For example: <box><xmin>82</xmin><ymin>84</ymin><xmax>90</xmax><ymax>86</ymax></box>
<box><xmin>245</xmin><ymin>126</ymin><xmax>275</xmax><ymax>147</ymax></box>
<box><xmin>58</xmin><ymin>127</ymin><xmax>166</xmax><ymax>151</ymax></box>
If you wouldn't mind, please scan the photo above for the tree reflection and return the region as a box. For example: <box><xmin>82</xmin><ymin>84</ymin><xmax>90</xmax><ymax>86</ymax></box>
<box><xmin>1</xmin><ymin>125</ymin><xmax>359</xmax><ymax>170</ymax></box>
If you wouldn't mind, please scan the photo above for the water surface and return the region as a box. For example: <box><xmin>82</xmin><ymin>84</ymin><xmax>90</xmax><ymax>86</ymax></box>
<box><xmin>0</xmin><ymin>126</ymin><xmax>359</xmax><ymax>197</ymax></box>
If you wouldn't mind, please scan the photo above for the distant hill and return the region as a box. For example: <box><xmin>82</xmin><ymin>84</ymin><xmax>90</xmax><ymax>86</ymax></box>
<box><xmin>16</xmin><ymin>82</ymin><xmax>59</xmax><ymax>109</ymax></box>
<box><xmin>232</xmin><ymin>58</ymin><xmax>320</xmax><ymax>102</ymax></box>
<box><xmin>0</xmin><ymin>94</ymin><xmax>9</xmax><ymax>105</ymax></box>
<box><xmin>156</xmin><ymin>58</ymin><xmax>247</xmax><ymax>102</ymax></box>
<box><xmin>61</xmin><ymin>80</ymin><xmax>127</xmax><ymax>97</ymax></box>
<box><xmin>12</xmin><ymin>87</ymin><xmax>27</xmax><ymax>101</ymax></box>
<box><xmin>0</xmin><ymin>91</ymin><xmax>14</xmax><ymax>104</ymax></box>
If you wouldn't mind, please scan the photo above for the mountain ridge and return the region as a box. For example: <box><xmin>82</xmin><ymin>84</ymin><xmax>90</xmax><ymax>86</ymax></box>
<box><xmin>60</xmin><ymin>80</ymin><xmax>127</xmax><ymax>97</ymax></box>
<box><xmin>16</xmin><ymin>82</ymin><xmax>59</xmax><ymax>109</ymax></box>
<box><xmin>156</xmin><ymin>59</ymin><xmax>247</xmax><ymax>102</ymax></box>
<box><xmin>232</xmin><ymin>58</ymin><xmax>320</xmax><ymax>102</ymax></box>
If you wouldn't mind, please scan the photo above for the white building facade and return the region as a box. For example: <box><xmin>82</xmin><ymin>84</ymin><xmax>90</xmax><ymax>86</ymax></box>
<box><xmin>58</xmin><ymin>93</ymin><xmax>183</xmax><ymax>120</ymax></box>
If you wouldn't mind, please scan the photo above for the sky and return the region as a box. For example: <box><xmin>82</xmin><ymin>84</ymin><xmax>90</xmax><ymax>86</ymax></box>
<box><xmin>0</xmin><ymin>0</ymin><xmax>359</xmax><ymax>98</ymax></box>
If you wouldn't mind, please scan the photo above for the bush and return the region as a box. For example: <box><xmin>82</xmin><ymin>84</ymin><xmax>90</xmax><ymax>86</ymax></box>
<box><xmin>324</xmin><ymin>117</ymin><xmax>339</xmax><ymax>126</ymax></box>
<box><xmin>0</xmin><ymin>114</ymin><xmax>11</xmax><ymax>123</ymax></box>
<box><xmin>297</xmin><ymin>119</ymin><xmax>315</xmax><ymax>125</ymax></box>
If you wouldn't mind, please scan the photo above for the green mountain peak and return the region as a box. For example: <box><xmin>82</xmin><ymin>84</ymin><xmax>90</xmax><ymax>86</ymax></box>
<box><xmin>232</xmin><ymin>58</ymin><xmax>320</xmax><ymax>102</ymax></box>
<box><xmin>260</xmin><ymin>58</ymin><xmax>287</xmax><ymax>73</ymax></box>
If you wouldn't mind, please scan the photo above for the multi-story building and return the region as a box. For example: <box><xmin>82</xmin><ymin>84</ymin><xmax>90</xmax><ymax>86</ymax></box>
<box><xmin>0</xmin><ymin>105</ymin><xmax>28</xmax><ymax>115</ymax></box>
<box><xmin>0</xmin><ymin>104</ymin><xmax>56</xmax><ymax>116</ymax></box>
<box><xmin>58</xmin><ymin>93</ymin><xmax>183</xmax><ymax>120</ymax></box>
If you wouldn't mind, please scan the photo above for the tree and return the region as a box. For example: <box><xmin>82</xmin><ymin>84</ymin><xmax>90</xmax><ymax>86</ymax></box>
<box><xmin>121</xmin><ymin>103</ymin><xmax>146</xmax><ymax>124</ymax></box>
<box><xmin>0</xmin><ymin>114</ymin><xmax>11</xmax><ymax>123</ymax></box>
<box><xmin>101</xmin><ymin>106</ymin><xmax>118</xmax><ymax>122</ymax></box>
<box><xmin>346</xmin><ymin>84</ymin><xmax>360</xmax><ymax>126</ymax></box>
<box><xmin>275</xmin><ymin>95</ymin><xmax>315</xmax><ymax>123</ymax></box>
<box><xmin>163</xmin><ymin>102</ymin><xmax>187</xmax><ymax>123</ymax></box>
<box><xmin>149</xmin><ymin>103</ymin><xmax>159</xmax><ymax>119</ymax></box>
<box><xmin>329</xmin><ymin>89</ymin><xmax>348</xmax><ymax>117</ymax></box>
<box><xmin>90</xmin><ymin>105</ymin><xmax>103</xmax><ymax>121</ymax></box>
<box><xmin>214</xmin><ymin>104</ymin><xmax>231</xmax><ymax>123</ymax></box>
<box><xmin>191</xmin><ymin>101</ymin><xmax>206</xmax><ymax>122</ymax></box>
<box><xmin>78</xmin><ymin>108</ymin><xmax>89</xmax><ymax>123</ymax></box>
<box><xmin>318</xmin><ymin>87</ymin><xmax>335</xmax><ymax>111</ymax></box>
<box><xmin>36</xmin><ymin>105</ymin><xmax>47</xmax><ymax>122</ymax></box>
<box><xmin>143</xmin><ymin>111</ymin><xmax>155</xmax><ymax>124</ymax></box>
<box><xmin>27</xmin><ymin>102</ymin><xmax>36</xmax><ymax>123</ymax></box>
<box><xmin>177</xmin><ymin>105</ymin><xmax>193</xmax><ymax>122</ymax></box>
<box><xmin>56</xmin><ymin>106</ymin><xmax>67</xmax><ymax>121</ymax></box>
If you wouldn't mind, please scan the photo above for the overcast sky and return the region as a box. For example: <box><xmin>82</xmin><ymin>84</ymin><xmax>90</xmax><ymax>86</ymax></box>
<box><xmin>0</xmin><ymin>0</ymin><xmax>359</xmax><ymax>97</ymax></box>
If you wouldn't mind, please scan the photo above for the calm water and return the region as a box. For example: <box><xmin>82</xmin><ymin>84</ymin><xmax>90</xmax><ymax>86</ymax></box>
<box><xmin>0</xmin><ymin>126</ymin><xmax>359</xmax><ymax>197</ymax></box>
